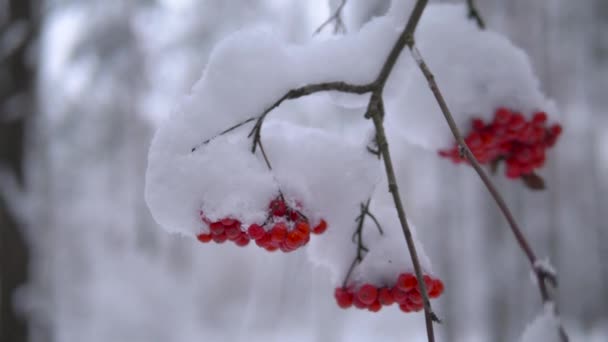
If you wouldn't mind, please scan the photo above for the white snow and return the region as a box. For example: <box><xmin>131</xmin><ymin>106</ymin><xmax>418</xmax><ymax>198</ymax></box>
<box><xmin>519</xmin><ymin>303</ymin><xmax>563</xmax><ymax>342</ymax></box>
<box><xmin>534</xmin><ymin>258</ymin><xmax>558</xmax><ymax>280</ymax></box>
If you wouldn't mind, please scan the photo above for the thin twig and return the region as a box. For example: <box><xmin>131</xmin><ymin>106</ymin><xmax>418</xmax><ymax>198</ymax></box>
<box><xmin>408</xmin><ymin>43</ymin><xmax>569</xmax><ymax>342</ymax></box>
<box><xmin>343</xmin><ymin>199</ymin><xmax>372</xmax><ymax>288</ymax></box>
<box><xmin>466</xmin><ymin>0</ymin><xmax>486</xmax><ymax>29</ymax></box>
<box><xmin>247</xmin><ymin>82</ymin><xmax>374</xmax><ymax>153</ymax></box>
<box><xmin>191</xmin><ymin>117</ymin><xmax>256</xmax><ymax>152</ymax></box>
<box><xmin>192</xmin><ymin>81</ymin><xmax>373</xmax><ymax>152</ymax></box>
<box><xmin>314</xmin><ymin>0</ymin><xmax>347</xmax><ymax>35</ymax></box>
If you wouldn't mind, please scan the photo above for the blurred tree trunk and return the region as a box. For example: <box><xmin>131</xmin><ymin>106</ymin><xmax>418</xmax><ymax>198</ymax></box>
<box><xmin>0</xmin><ymin>1</ymin><xmax>38</xmax><ymax>342</ymax></box>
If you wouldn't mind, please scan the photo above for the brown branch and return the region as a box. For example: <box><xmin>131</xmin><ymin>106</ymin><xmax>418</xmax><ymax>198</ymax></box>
<box><xmin>247</xmin><ymin>81</ymin><xmax>374</xmax><ymax>153</ymax></box>
<box><xmin>359</xmin><ymin>2</ymin><xmax>441</xmax><ymax>341</ymax></box>
<box><xmin>466</xmin><ymin>0</ymin><xmax>486</xmax><ymax>29</ymax></box>
<box><xmin>192</xmin><ymin>81</ymin><xmax>373</xmax><ymax>152</ymax></box>
<box><xmin>408</xmin><ymin>43</ymin><xmax>569</xmax><ymax>342</ymax></box>
<box><xmin>314</xmin><ymin>0</ymin><xmax>347</xmax><ymax>35</ymax></box>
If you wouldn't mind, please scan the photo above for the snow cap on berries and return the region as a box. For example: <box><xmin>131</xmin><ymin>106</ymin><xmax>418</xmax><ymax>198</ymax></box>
<box><xmin>385</xmin><ymin>3</ymin><xmax>558</xmax><ymax>150</ymax></box>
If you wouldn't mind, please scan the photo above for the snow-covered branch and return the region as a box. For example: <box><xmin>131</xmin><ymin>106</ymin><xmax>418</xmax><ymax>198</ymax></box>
<box><xmin>408</xmin><ymin>24</ymin><xmax>569</xmax><ymax>342</ymax></box>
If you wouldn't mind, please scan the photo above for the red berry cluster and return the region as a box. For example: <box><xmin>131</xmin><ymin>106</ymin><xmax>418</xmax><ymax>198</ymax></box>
<box><xmin>248</xmin><ymin>197</ymin><xmax>327</xmax><ymax>253</ymax></box>
<box><xmin>196</xmin><ymin>216</ymin><xmax>251</xmax><ymax>247</ymax></box>
<box><xmin>334</xmin><ymin>273</ymin><xmax>444</xmax><ymax>313</ymax></box>
<box><xmin>439</xmin><ymin>108</ymin><xmax>562</xmax><ymax>179</ymax></box>
<box><xmin>196</xmin><ymin>197</ymin><xmax>328</xmax><ymax>253</ymax></box>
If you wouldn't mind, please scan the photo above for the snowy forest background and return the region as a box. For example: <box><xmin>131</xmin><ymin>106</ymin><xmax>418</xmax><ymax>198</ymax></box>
<box><xmin>1</xmin><ymin>0</ymin><xmax>607</xmax><ymax>341</ymax></box>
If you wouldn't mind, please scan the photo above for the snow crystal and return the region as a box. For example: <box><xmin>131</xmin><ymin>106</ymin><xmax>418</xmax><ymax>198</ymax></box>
<box><xmin>519</xmin><ymin>303</ymin><xmax>563</xmax><ymax>342</ymax></box>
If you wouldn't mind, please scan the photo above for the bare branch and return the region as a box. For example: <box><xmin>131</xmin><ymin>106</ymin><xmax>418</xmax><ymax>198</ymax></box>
<box><xmin>191</xmin><ymin>81</ymin><xmax>373</xmax><ymax>153</ymax></box>
<box><xmin>315</xmin><ymin>0</ymin><xmax>347</xmax><ymax>35</ymax></box>
<box><xmin>466</xmin><ymin>0</ymin><xmax>486</xmax><ymax>29</ymax></box>
<box><xmin>356</xmin><ymin>2</ymin><xmax>443</xmax><ymax>340</ymax></box>
<box><xmin>247</xmin><ymin>81</ymin><xmax>374</xmax><ymax>153</ymax></box>
<box><xmin>408</xmin><ymin>42</ymin><xmax>569</xmax><ymax>342</ymax></box>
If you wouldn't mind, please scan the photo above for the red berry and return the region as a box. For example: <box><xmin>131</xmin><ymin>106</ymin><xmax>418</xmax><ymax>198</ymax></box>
<box><xmin>212</xmin><ymin>232</ymin><xmax>227</xmax><ymax>244</ymax></box>
<box><xmin>221</xmin><ymin>218</ymin><xmax>237</xmax><ymax>226</ymax></box>
<box><xmin>378</xmin><ymin>287</ymin><xmax>394</xmax><ymax>306</ymax></box>
<box><xmin>480</xmin><ymin>132</ymin><xmax>495</xmax><ymax>146</ymax></box>
<box><xmin>295</xmin><ymin>221</ymin><xmax>310</xmax><ymax>235</ymax></box>
<box><xmin>408</xmin><ymin>298</ymin><xmax>424</xmax><ymax>312</ymax></box>
<box><xmin>399</xmin><ymin>303</ymin><xmax>412</xmax><ymax>313</ymax></box>
<box><xmin>357</xmin><ymin>284</ymin><xmax>378</xmax><ymax>305</ymax></box>
<box><xmin>494</xmin><ymin>108</ymin><xmax>512</xmax><ymax>124</ymax></box>
<box><xmin>422</xmin><ymin>275</ymin><xmax>435</xmax><ymax>292</ymax></box>
<box><xmin>531</xmin><ymin>126</ymin><xmax>546</xmax><ymax>143</ymax></box>
<box><xmin>235</xmin><ymin>234</ymin><xmax>250</xmax><ymax>247</ymax></box>
<box><xmin>289</xmin><ymin>211</ymin><xmax>299</xmax><ymax>221</ymax></box>
<box><xmin>515</xmin><ymin>147</ymin><xmax>532</xmax><ymax>164</ymax></box>
<box><xmin>465</xmin><ymin>132</ymin><xmax>482</xmax><ymax>149</ymax></box>
<box><xmin>255</xmin><ymin>233</ymin><xmax>272</xmax><ymax>248</ymax></box>
<box><xmin>508</xmin><ymin>113</ymin><xmax>526</xmax><ymax>131</ymax></box>
<box><xmin>368</xmin><ymin>300</ymin><xmax>382</xmax><ymax>312</ymax></box>
<box><xmin>247</xmin><ymin>224</ymin><xmax>265</xmax><ymax>240</ymax></box>
<box><xmin>209</xmin><ymin>222</ymin><xmax>225</xmax><ymax>235</ymax></box>
<box><xmin>397</xmin><ymin>273</ymin><xmax>417</xmax><ymax>292</ymax></box>
<box><xmin>550</xmin><ymin>124</ymin><xmax>562</xmax><ymax>136</ymax></box>
<box><xmin>391</xmin><ymin>286</ymin><xmax>409</xmax><ymax>304</ymax></box>
<box><xmin>334</xmin><ymin>288</ymin><xmax>353</xmax><ymax>309</ymax></box>
<box><xmin>472</xmin><ymin>118</ymin><xmax>485</xmax><ymax>131</ymax></box>
<box><xmin>408</xmin><ymin>289</ymin><xmax>423</xmax><ymax>305</ymax></box>
<box><xmin>279</xmin><ymin>243</ymin><xmax>294</xmax><ymax>253</ymax></box>
<box><xmin>429</xmin><ymin>279</ymin><xmax>444</xmax><ymax>298</ymax></box>
<box><xmin>312</xmin><ymin>219</ymin><xmax>328</xmax><ymax>235</ymax></box>
<box><xmin>265</xmin><ymin>245</ymin><xmax>278</xmax><ymax>252</ymax></box>
<box><xmin>353</xmin><ymin>296</ymin><xmax>368</xmax><ymax>309</ymax></box>
<box><xmin>270</xmin><ymin>198</ymin><xmax>287</xmax><ymax>217</ymax></box>
<box><xmin>196</xmin><ymin>233</ymin><xmax>212</xmax><ymax>243</ymax></box>
<box><xmin>285</xmin><ymin>233</ymin><xmax>301</xmax><ymax>250</ymax></box>
<box><xmin>271</xmin><ymin>223</ymin><xmax>288</xmax><ymax>243</ymax></box>
<box><xmin>532</xmin><ymin>112</ymin><xmax>548</xmax><ymax>124</ymax></box>
<box><xmin>225</xmin><ymin>226</ymin><xmax>242</xmax><ymax>240</ymax></box>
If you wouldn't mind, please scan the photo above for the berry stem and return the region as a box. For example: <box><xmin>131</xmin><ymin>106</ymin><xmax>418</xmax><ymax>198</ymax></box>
<box><xmin>354</xmin><ymin>199</ymin><xmax>384</xmax><ymax>236</ymax></box>
<box><xmin>343</xmin><ymin>199</ymin><xmax>373</xmax><ymax>288</ymax></box>
<box><xmin>409</xmin><ymin>41</ymin><xmax>569</xmax><ymax>342</ymax></box>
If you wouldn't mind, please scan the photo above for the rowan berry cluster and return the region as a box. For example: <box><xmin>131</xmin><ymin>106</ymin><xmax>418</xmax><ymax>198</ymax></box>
<box><xmin>334</xmin><ymin>273</ymin><xmax>444</xmax><ymax>313</ymax></box>
<box><xmin>439</xmin><ymin>108</ymin><xmax>562</xmax><ymax>179</ymax></box>
<box><xmin>196</xmin><ymin>196</ymin><xmax>327</xmax><ymax>253</ymax></box>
